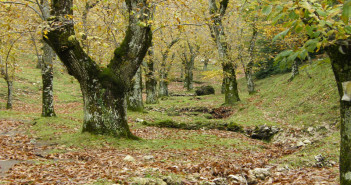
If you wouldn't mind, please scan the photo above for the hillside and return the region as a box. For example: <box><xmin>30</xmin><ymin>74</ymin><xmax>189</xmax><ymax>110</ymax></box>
<box><xmin>0</xmin><ymin>57</ymin><xmax>340</xmax><ymax>184</ymax></box>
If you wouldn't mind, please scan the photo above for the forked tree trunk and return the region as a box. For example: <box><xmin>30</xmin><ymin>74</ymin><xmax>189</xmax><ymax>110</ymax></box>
<box><xmin>44</xmin><ymin>0</ymin><xmax>152</xmax><ymax>138</ymax></box>
<box><xmin>6</xmin><ymin>80</ymin><xmax>13</xmax><ymax>109</ymax></box>
<box><xmin>41</xmin><ymin>42</ymin><xmax>56</xmax><ymax>117</ymax></box>
<box><xmin>327</xmin><ymin>42</ymin><xmax>351</xmax><ymax>185</ymax></box>
<box><xmin>128</xmin><ymin>67</ymin><xmax>143</xmax><ymax>111</ymax></box>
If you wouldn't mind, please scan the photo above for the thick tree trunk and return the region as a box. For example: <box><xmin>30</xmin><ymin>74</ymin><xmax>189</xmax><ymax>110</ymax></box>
<box><xmin>44</xmin><ymin>0</ymin><xmax>152</xmax><ymax>138</ymax></box>
<box><xmin>245</xmin><ymin>68</ymin><xmax>255</xmax><ymax>94</ymax></box>
<box><xmin>327</xmin><ymin>43</ymin><xmax>351</xmax><ymax>185</ymax></box>
<box><xmin>41</xmin><ymin>42</ymin><xmax>56</xmax><ymax>117</ymax></box>
<box><xmin>80</xmin><ymin>77</ymin><xmax>135</xmax><ymax>138</ymax></box>
<box><xmin>6</xmin><ymin>80</ymin><xmax>13</xmax><ymax>109</ymax></box>
<box><xmin>128</xmin><ymin>67</ymin><xmax>143</xmax><ymax>111</ymax></box>
<box><xmin>145</xmin><ymin>52</ymin><xmax>158</xmax><ymax>104</ymax></box>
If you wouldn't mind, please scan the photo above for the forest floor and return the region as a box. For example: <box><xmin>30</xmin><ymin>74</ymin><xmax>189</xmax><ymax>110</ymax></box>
<box><xmin>0</xmin><ymin>58</ymin><xmax>341</xmax><ymax>184</ymax></box>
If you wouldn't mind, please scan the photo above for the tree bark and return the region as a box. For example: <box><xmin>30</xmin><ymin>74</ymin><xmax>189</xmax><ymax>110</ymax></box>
<box><xmin>145</xmin><ymin>48</ymin><xmax>158</xmax><ymax>104</ymax></box>
<box><xmin>209</xmin><ymin>0</ymin><xmax>240</xmax><ymax>104</ymax></box>
<box><xmin>128</xmin><ymin>67</ymin><xmax>143</xmax><ymax>111</ymax></box>
<box><xmin>6</xmin><ymin>80</ymin><xmax>13</xmax><ymax>109</ymax></box>
<box><xmin>44</xmin><ymin>0</ymin><xmax>152</xmax><ymax>138</ymax></box>
<box><xmin>41</xmin><ymin>42</ymin><xmax>56</xmax><ymax>116</ymax></box>
<box><xmin>39</xmin><ymin>0</ymin><xmax>56</xmax><ymax>117</ymax></box>
<box><xmin>327</xmin><ymin>42</ymin><xmax>351</xmax><ymax>185</ymax></box>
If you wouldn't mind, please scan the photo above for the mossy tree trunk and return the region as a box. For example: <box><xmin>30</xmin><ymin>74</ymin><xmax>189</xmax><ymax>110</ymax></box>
<box><xmin>209</xmin><ymin>0</ymin><xmax>240</xmax><ymax>104</ymax></box>
<box><xmin>145</xmin><ymin>47</ymin><xmax>158</xmax><ymax>104</ymax></box>
<box><xmin>128</xmin><ymin>67</ymin><xmax>143</xmax><ymax>112</ymax></box>
<box><xmin>44</xmin><ymin>0</ymin><xmax>152</xmax><ymax>138</ymax></box>
<box><xmin>327</xmin><ymin>42</ymin><xmax>351</xmax><ymax>185</ymax></box>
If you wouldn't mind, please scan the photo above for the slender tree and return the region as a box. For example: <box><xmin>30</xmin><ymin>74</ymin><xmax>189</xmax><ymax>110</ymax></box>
<box><xmin>208</xmin><ymin>0</ymin><xmax>240</xmax><ymax>104</ymax></box>
<box><xmin>43</xmin><ymin>0</ymin><xmax>152</xmax><ymax>137</ymax></box>
<box><xmin>40</xmin><ymin>0</ymin><xmax>56</xmax><ymax>117</ymax></box>
<box><xmin>159</xmin><ymin>37</ymin><xmax>179</xmax><ymax>97</ymax></box>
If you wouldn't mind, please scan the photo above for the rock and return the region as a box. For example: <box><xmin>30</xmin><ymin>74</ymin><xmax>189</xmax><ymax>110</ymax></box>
<box><xmin>195</xmin><ymin>85</ymin><xmax>215</xmax><ymax>96</ymax></box>
<box><xmin>296</xmin><ymin>141</ymin><xmax>305</xmax><ymax>147</ymax></box>
<box><xmin>213</xmin><ymin>178</ymin><xmax>227</xmax><ymax>185</ymax></box>
<box><xmin>136</xmin><ymin>118</ymin><xmax>144</xmax><ymax>123</ymax></box>
<box><xmin>314</xmin><ymin>154</ymin><xmax>326</xmax><ymax>167</ymax></box>
<box><xmin>329</xmin><ymin>160</ymin><xmax>337</xmax><ymax>165</ymax></box>
<box><xmin>249</xmin><ymin>125</ymin><xmax>280</xmax><ymax>141</ymax></box>
<box><xmin>303</xmin><ymin>139</ymin><xmax>312</xmax><ymax>145</ymax></box>
<box><xmin>131</xmin><ymin>177</ymin><xmax>166</xmax><ymax>185</ymax></box>
<box><xmin>250</xmin><ymin>168</ymin><xmax>271</xmax><ymax>180</ymax></box>
<box><xmin>228</xmin><ymin>175</ymin><xmax>246</xmax><ymax>184</ymax></box>
<box><xmin>123</xmin><ymin>155</ymin><xmax>136</xmax><ymax>162</ymax></box>
<box><xmin>315</xmin><ymin>154</ymin><xmax>325</xmax><ymax>162</ymax></box>
<box><xmin>143</xmin><ymin>155</ymin><xmax>155</xmax><ymax>161</ymax></box>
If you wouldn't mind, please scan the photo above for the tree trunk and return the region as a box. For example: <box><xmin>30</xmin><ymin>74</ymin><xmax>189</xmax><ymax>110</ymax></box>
<box><xmin>223</xmin><ymin>63</ymin><xmax>240</xmax><ymax>104</ymax></box>
<box><xmin>40</xmin><ymin>0</ymin><xmax>56</xmax><ymax>117</ymax></box>
<box><xmin>145</xmin><ymin>49</ymin><xmax>158</xmax><ymax>104</ymax></box>
<box><xmin>6</xmin><ymin>80</ymin><xmax>13</xmax><ymax>109</ymax></box>
<box><xmin>41</xmin><ymin>42</ymin><xmax>56</xmax><ymax>117</ymax></box>
<box><xmin>159</xmin><ymin>72</ymin><xmax>169</xmax><ymax>97</ymax></box>
<box><xmin>44</xmin><ymin>0</ymin><xmax>152</xmax><ymax>138</ymax></box>
<box><xmin>209</xmin><ymin>0</ymin><xmax>240</xmax><ymax>104</ymax></box>
<box><xmin>327</xmin><ymin>43</ymin><xmax>351</xmax><ymax>185</ymax></box>
<box><xmin>184</xmin><ymin>59</ymin><xmax>194</xmax><ymax>91</ymax></box>
<box><xmin>128</xmin><ymin>67</ymin><xmax>143</xmax><ymax>111</ymax></box>
<box><xmin>245</xmin><ymin>23</ymin><xmax>258</xmax><ymax>94</ymax></box>
<box><xmin>80</xmin><ymin>77</ymin><xmax>135</xmax><ymax>138</ymax></box>
<box><xmin>245</xmin><ymin>68</ymin><xmax>255</xmax><ymax>94</ymax></box>
<box><xmin>203</xmin><ymin>58</ymin><xmax>209</xmax><ymax>71</ymax></box>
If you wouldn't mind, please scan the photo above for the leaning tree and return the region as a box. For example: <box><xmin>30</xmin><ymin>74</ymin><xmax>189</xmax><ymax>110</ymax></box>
<box><xmin>43</xmin><ymin>0</ymin><xmax>152</xmax><ymax>138</ymax></box>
